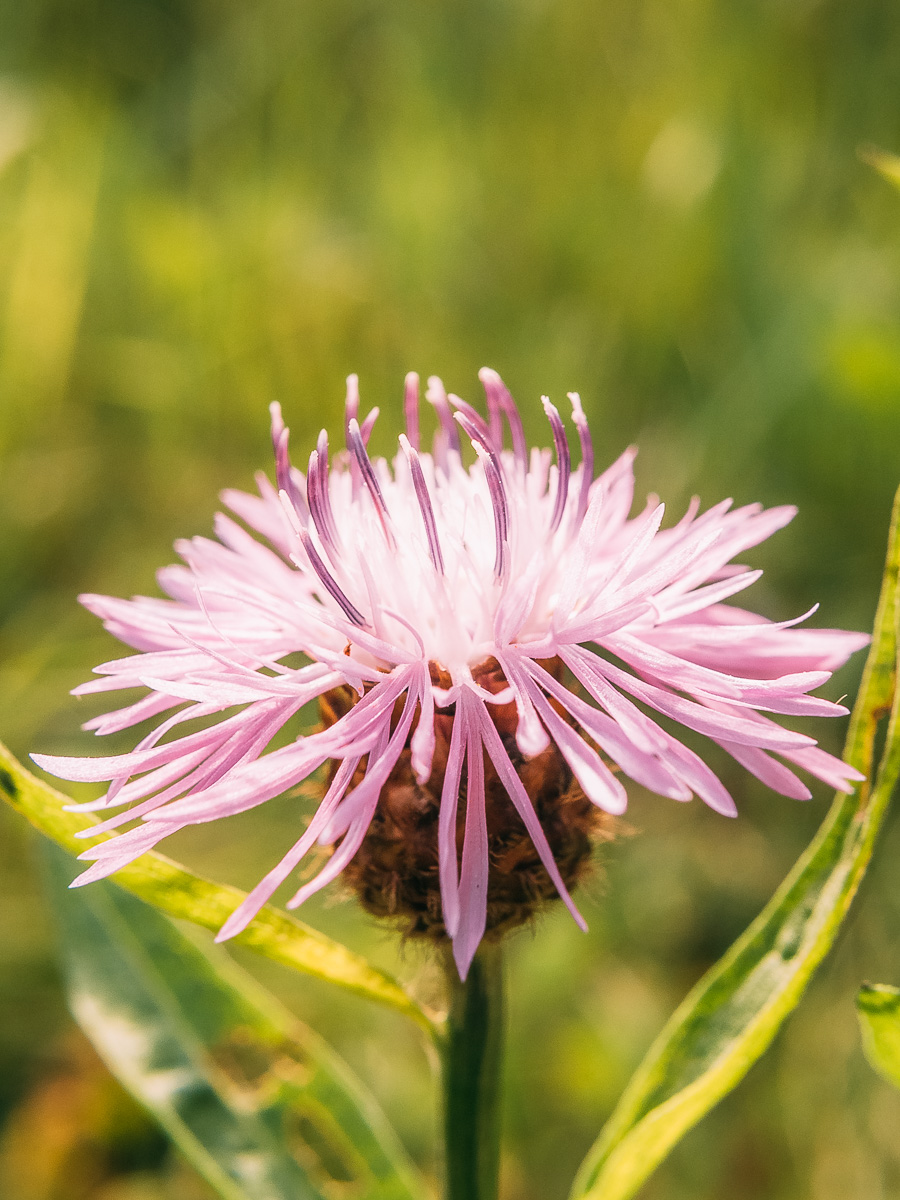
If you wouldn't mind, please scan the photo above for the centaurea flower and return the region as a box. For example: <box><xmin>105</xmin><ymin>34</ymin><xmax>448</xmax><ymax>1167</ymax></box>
<box><xmin>34</xmin><ymin>370</ymin><xmax>867</xmax><ymax>976</ymax></box>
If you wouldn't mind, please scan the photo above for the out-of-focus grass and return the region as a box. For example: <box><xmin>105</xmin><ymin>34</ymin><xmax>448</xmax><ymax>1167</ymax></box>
<box><xmin>2</xmin><ymin>1</ymin><xmax>900</xmax><ymax>1197</ymax></box>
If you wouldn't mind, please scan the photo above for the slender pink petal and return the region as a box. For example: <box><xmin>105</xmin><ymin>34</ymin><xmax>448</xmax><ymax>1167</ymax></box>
<box><xmin>215</xmin><ymin>757</ymin><xmax>360</xmax><ymax>941</ymax></box>
<box><xmin>475</xmin><ymin>699</ymin><xmax>588</xmax><ymax>930</ymax></box>
<box><xmin>454</xmin><ymin>695</ymin><xmax>490</xmax><ymax>978</ymax></box>
<box><xmin>525</xmin><ymin>684</ymin><xmax>627</xmax><ymax>814</ymax></box>
<box><xmin>496</xmin><ymin>653</ymin><xmax>550</xmax><ymax>758</ymax></box>
<box><xmin>520</xmin><ymin>658</ymin><xmax>691</xmax><ymax>800</ymax></box>
<box><xmin>594</xmin><ymin>659</ymin><xmax>816</xmax><ymax>751</ymax></box>
<box><xmin>320</xmin><ymin>681</ymin><xmax>421</xmax><ymax>841</ymax></box>
<box><xmin>780</xmin><ymin>744</ymin><xmax>864</xmax><ymax>791</ymax></box>
<box><xmin>653</xmin><ymin>733</ymin><xmax>738</xmax><ymax>816</ymax></box>
<box><xmin>560</xmin><ymin>646</ymin><xmax>671</xmax><ymax>754</ymax></box>
<box><xmin>288</xmin><ymin>690</ymin><xmax>420</xmax><ymax>907</ymax></box>
<box><xmin>438</xmin><ymin>691</ymin><xmax>467</xmax><ymax>939</ymax></box>
<box><xmin>717</xmin><ymin>742</ymin><xmax>812</xmax><ymax>800</ymax></box>
<box><xmin>82</xmin><ymin>691</ymin><xmax>185</xmax><ymax>735</ymax></box>
<box><xmin>411</xmin><ymin>678</ymin><xmax>436</xmax><ymax>783</ymax></box>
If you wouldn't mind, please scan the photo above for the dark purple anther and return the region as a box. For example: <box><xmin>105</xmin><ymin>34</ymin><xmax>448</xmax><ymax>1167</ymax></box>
<box><xmin>404</xmin><ymin>372</ymin><xmax>420</xmax><ymax>451</ymax></box>
<box><xmin>455</xmin><ymin>411</ymin><xmax>509</xmax><ymax>580</ymax></box>
<box><xmin>479</xmin><ymin>368</ymin><xmax>527</xmax><ymax>469</ymax></box>
<box><xmin>298</xmin><ymin>528</ymin><xmax>367</xmax><ymax>627</ymax></box>
<box><xmin>400</xmin><ymin>434</ymin><xmax>445</xmax><ymax>574</ymax></box>
<box><xmin>274</xmin><ymin>426</ymin><xmax>308</xmax><ymax>520</ymax></box>
<box><xmin>347</xmin><ymin>417</ymin><xmax>395</xmax><ymax>547</ymax></box>
<box><xmin>476</xmin><ymin>444</ymin><xmax>509</xmax><ymax>580</ymax></box>
<box><xmin>453</xmin><ymin>408</ymin><xmax>504</xmax><ymax>479</ymax></box>
<box><xmin>426</xmin><ymin>376</ymin><xmax>462</xmax><ymax>458</ymax></box>
<box><xmin>480</xmin><ymin>376</ymin><xmax>504</xmax><ymax>449</ymax></box>
<box><xmin>345</xmin><ymin>374</ymin><xmax>362</xmax><ymax>499</ymax></box>
<box><xmin>344</xmin><ymin>374</ymin><xmax>360</xmax><ymax>428</ymax></box>
<box><xmin>449</xmin><ymin>393</ymin><xmax>495</xmax><ymax>451</ymax></box>
<box><xmin>359</xmin><ymin>407</ymin><xmax>379</xmax><ymax>446</ymax></box>
<box><xmin>316</xmin><ymin>430</ymin><xmax>341</xmax><ymax>544</ymax></box>
<box><xmin>307</xmin><ymin>436</ymin><xmax>340</xmax><ymax>553</ymax></box>
<box><xmin>542</xmin><ymin>397</ymin><xmax>570</xmax><ymax>533</ymax></box>
<box><xmin>307</xmin><ymin>448</ymin><xmax>326</xmax><ymax>544</ymax></box>
<box><xmin>568</xmin><ymin>392</ymin><xmax>594</xmax><ymax>525</ymax></box>
<box><xmin>269</xmin><ymin>401</ymin><xmax>286</xmax><ymax>451</ymax></box>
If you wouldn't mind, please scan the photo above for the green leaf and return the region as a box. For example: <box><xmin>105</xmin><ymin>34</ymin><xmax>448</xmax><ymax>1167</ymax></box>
<box><xmin>857</xmin><ymin>983</ymin><xmax>900</xmax><ymax>1091</ymax></box>
<box><xmin>570</xmin><ymin>485</ymin><xmax>900</xmax><ymax>1200</ymax></box>
<box><xmin>41</xmin><ymin>840</ymin><xmax>430</xmax><ymax>1200</ymax></box>
<box><xmin>0</xmin><ymin>743</ymin><xmax>439</xmax><ymax>1041</ymax></box>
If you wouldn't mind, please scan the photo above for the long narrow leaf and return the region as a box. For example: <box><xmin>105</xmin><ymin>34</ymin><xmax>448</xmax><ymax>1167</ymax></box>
<box><xmin>42</xmin><ymin>841</ymin><xmax>323</xmax><ymax>1200</ymax></box>
<box><xmin>0</xmin><ymin>743</ymin><xmax>439</xmax><ymax>1040</ymax></box>
<box><xmin>571</xmin><ymin>485</ymin><xmax>900</xmax><ymax>1200</ymax></box>
<box><xmin>42</xmin><ymin>841</ymin><xmax>430</xmax><ymax>1200</ymax></box>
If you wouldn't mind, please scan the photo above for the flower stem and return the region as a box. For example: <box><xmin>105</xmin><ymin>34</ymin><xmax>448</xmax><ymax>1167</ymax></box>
<box><xmin>440</xmin><ymin>942</ymin><xmax>505</xmax><ymax>1200</ymax></box>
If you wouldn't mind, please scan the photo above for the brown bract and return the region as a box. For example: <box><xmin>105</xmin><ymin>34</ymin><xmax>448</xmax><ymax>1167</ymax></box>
<box><xmin>320</xmin><ymin>659</ymin><xmax>615</xmax><ymax>942</ymax></box>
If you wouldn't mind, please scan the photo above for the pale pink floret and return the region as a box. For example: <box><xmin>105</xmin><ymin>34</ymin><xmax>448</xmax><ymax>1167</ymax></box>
<box><xmin>33</xmin><ymin>369</ymin><xmax>868</xmax><ymax>977</ymax></box>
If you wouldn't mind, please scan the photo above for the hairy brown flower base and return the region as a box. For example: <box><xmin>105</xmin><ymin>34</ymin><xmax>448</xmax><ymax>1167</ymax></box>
<box><xmin>320</xmin><ymin>658</ymin><xmax>615</xmax><ymax>942</ymax></box>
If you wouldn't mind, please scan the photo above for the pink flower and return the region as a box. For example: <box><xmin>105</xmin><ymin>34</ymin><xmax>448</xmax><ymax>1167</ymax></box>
<box><xmin>34</xmin><ymin>370</ymin><xmax>867</xmax><ymax>976</ymax></box>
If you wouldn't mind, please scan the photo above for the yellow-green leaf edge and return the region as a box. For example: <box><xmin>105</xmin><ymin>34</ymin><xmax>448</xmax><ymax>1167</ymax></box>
<box><xmin>0</xmin><ymin>744</ymin><xmax>440</xmax><ymax>1043</ymax></box>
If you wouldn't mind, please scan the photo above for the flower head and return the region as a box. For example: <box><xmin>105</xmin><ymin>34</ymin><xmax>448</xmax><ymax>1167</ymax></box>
<box><xmin>34</xmin><ymin>370</ymin><xmax>867</xmax><ymax>976</ymax></box>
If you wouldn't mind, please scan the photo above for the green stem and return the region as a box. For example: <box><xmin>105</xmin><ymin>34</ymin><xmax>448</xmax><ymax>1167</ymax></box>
<box><xmin>440</xmin><ymin>942</ymin><xmax>505</xmax><ymax>1200</ymax></box>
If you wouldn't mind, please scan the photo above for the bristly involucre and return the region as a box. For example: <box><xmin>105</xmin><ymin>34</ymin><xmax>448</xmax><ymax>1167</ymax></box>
<box><xmin>33</xmin><ymin>370</ymin><xmax>868</xmax><ymax>977</ymax></box>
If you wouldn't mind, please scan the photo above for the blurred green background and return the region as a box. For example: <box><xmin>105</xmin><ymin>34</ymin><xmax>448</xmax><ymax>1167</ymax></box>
<box><xmin>2</xmin><ymin>0</ymin><xmax>900</xmax><ymax>1196</ymax></box>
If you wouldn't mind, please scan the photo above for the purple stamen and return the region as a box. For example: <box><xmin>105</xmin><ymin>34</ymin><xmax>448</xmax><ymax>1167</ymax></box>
<box><xmin>404</xmin><ymin>372</ymin><xmax>420</xmax><ymax>450</ymax></box>
<box><xmin>273</xmin><ymin>424</ymin><xmax>308</xmax><ymax>520</ymax></box>
<box><xmin>480</xmin><ymin>375</ymin><xmax>503</xmax><ymax>449</ymax></box>
<box><xmin>269</xmin><ymin>401</ymin><xmax>286</xmax><ymax>450</ymax></box>
<box><xmin>568</xmin><ymin>392</ymin><xmax>594</xmax><ymax>524</ymax></box>
<box><xmin>307</xmin><ymin>438</ymin><xmax>340</xmax><ymax>553</ymax></box>
<box><xmin>298</xmin><ymin>528</ymin><xmax>367</xmax><ymax>627</ymax></box>
<box><xmin>359</xmin><ymin>407</ymin><xmax>379</xmax><ymax>446</ymax></box>
<box><xmin>400</xmin><ymin>434</ymin><xmax>445</xmax><ymax>574</ymax></box>
<box><xmin>345</xmin><ymin>375</ymin><xmax>362</xmax><ymax>498</ymax></box>
<box><xmin>449</xmin><ymin>393</ymin><xmax>496</xmax><ymax>451</ymax></box>
<box><xmin>347</xmin><ymin>417</ymin><xmax>395</xmax><ymax>546</ymax></box>
<box><xmin>453</xmin><ymin>407</ymin><xmax>511</xmax><ymax>513</ymax></box>
<box><xmin>479</xmin><ymin>368</ymin><xmax>527</xmax><ymax>468</ymax></box>
<box><xmin>454</xmin><ymin>406</ymin><xmax>510</xmax><ymax>576</ymax></box>
<box><xmin>465</xmin><ymin>431</ymin><xmax>509</xmax><ymax>580</ymax></box>
<box><xmin>344</xmin><ymin>374</ymin><xmax>360</xmax><ymax>427</ymax></box>
<box><xmin>306</xmin><ymin>448</ymin><xmax>325</xmax><ymax>540</ymax></box>
<box><xmin>542</xmin><ymin>396</ymin><xmax>570</xmax><ymax>533</ymax></box>
<box><xmin>315</xmin><ymin>429</ymin><xmax>341</xmax><ymax>544</ymax></box>
<box><xmin>426</xmin><ymin>376</ymin><xmax>462</xmax><ymax>458</ymax></box>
